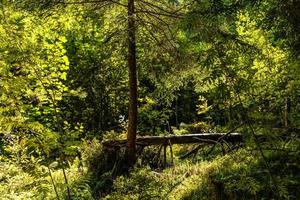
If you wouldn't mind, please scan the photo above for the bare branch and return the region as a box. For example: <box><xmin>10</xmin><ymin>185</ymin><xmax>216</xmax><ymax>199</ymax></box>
<box><xmin>56</xmin><ymin>0</ymin><xmax>127</xmax><ymax>8</ymax></box>
<box><xmin>136</xmin><ymin>9</ymin><xmax>182</xmax><ymax>18</ymax></box>
<box><xmin>138</xmin><ymin>11</ymin><xmax>177</xmax><ymax>49</ymax></box>
<box><xmin>136</xmin><ymin>15</ymin><xmax>171</xmax><ymax>52</ymax></box>
<box><xmin>137</xmin><ymin>0</ymin><xmax>184</xmax><ymax>18</ymax></box>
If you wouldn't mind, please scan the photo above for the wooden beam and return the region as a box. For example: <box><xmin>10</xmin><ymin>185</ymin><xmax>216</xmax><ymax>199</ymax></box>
<box><xmin>102</xmin><ymin>133</ymin><xmax>242</xmax><ymax>147</ymax></box>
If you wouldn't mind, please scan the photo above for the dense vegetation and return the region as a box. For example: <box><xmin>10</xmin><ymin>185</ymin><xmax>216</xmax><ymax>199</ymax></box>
<box><xmin>0</xmin><ymin>0</ymin><xmax>299</xmax><ymax>199</ymax></box>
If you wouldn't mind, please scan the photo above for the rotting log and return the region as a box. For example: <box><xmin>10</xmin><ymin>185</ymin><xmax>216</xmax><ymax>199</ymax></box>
<box><xmin>102</xmin><ymin>133</ymin><xmax>243</xmax><ymax>147</ymax></box>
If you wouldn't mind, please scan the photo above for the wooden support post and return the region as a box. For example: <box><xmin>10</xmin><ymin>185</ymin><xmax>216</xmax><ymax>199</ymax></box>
<box><xmin>168</xmin><ymin>140</ymin><xmax>174</xmax><ymax>166</ymax></box>
<box><xmin>220</xmin><ymin>142</ymin><xmax>226</xmax><ymax>155</ymax></box>
<box><xmin>136</xmin><ymin>145</ymin><xmax>144</xmax><ymax>156</ymax></box>
<box><xmin>163</xmin><ymin>144</ymin><xmax>167</xmax><ymax>168</ymax></box>
<box><xmin>155</xmin><ymin>145</ymin><xmax>163</xmax><ymax>167</ymax></box>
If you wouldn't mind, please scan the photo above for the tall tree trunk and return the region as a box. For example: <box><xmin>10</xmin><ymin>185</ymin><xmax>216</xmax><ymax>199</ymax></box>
<box><xmin>126</xmin><ymin>0</ymin><xmax>137</xmax><ymax>165</ymax></box>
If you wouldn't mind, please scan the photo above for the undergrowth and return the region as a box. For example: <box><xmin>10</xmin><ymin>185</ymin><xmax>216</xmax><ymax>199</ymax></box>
<box><xmin>104</xmin><ymin>146</ymin><xmax>299</xmax><ymax>200</ymax></box>
<box><xmin>0</xmin><ymin>157</ymin><xmax>93</xmax><ymax>199</ymax></box>
<box><xmin>1</xmin><ymin>135</ymin><xmax>299</xmax><ymax>200</ymax></box>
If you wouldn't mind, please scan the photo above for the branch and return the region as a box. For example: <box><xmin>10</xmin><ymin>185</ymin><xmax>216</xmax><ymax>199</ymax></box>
<box><xmin>56</xmin><ymin>0</ymin><xmax>127</xmax><ymax>8</ymax></box>
<box><xmin>136</xmin><ymin>9</ymin><xmax>182</xmax><ymax>18</ymax></box>
<box><xmin>138</xmin><ymin>11</ymin><xmax>177</xmax><ymax>50</ymax></box>
<box><xmin>179</xmin><ymin>143</ymin><xmax>207</xmax><ymax>159</ymax></box>
<box><xmin>138</xmin><ymin>0</ymin><xmax>195</xmax><ymax>16</ymax></box>
<box><xmin>136</xmin><ymin>15</ymin><xmax>174</xmax><ymax>52</ymax></box>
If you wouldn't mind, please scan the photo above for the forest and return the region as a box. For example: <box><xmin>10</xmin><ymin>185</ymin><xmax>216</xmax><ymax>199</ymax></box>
<box><xmin>0</xmin><ymin>0</ymin><xmax>299</xmax><ymax>199</ymax></box>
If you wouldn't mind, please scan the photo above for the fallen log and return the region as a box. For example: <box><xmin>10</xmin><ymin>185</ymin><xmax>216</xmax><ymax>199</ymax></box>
<box><xmin>102</xmin><ymin>133</ymin><xmax>243</xmax><ymax>147</ymax></box>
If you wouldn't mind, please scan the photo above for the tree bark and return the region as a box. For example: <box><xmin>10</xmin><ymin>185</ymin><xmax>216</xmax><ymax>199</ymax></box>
<box><xmin>126</xmin><ymin>0</ymin><xmax>137</xmax><ymax>165</ymax></box>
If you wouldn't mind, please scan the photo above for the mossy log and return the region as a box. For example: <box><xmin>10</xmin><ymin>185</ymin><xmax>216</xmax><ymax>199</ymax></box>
<box><xmin>102</xmin><ymin>133</ymin><xmax>242</xmax><ymax>147</ymax></box>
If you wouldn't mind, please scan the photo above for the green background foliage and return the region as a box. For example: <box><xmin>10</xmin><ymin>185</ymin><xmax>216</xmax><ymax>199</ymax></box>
<box><xmin>0</xmin><ymin>0</ymin><xmax>299</xmax><ymax>199</ymax></box>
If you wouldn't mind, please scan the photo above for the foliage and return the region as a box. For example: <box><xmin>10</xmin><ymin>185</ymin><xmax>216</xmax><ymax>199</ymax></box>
<box><xmin>138</xmin><ymin>96</ymin><xmax>171</xmax><ymax>135</ymax></box>
<box><xmin>0</xmin><ymin>157</ymin><xmax>93</xmax><ymax>199</ymax></box>
<box><xmin>103</xmin><ymin>145</ymin><xmax>299</xmax><ymax>200</ymax></box>
<box><xmin>0</xmin><ymin>0</ymin><xmax>299</xmax><ymax>199</ymax></box>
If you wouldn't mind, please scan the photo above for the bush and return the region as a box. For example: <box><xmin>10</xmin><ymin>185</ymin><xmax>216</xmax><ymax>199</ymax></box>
<box><xmin>0</xmin><ymin>157</ymin><xmax>93</xmax><ymax>199</ymax></box>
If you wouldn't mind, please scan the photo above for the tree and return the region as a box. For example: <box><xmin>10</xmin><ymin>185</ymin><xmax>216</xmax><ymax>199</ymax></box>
<box><xmin>13</xmin><ymin>0</ymin><xmax>187</xmax><ymax>164</ymax></box>
<box><xmin>126</xmin><ymin>0</ymin><xmax>137</xmax><ymax>164</ymax></box>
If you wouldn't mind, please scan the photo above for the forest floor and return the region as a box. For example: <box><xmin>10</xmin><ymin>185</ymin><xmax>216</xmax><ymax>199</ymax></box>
<box><xmin>1</xmin><ymin>133</ymin><xmax>299</xmax><ymax>199</ymax></box>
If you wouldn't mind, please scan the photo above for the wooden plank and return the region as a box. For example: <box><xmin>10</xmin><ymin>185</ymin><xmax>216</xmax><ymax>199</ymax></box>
<box><xmin>102</xmin><ymin>133</ymin><xmax>242</xmax><ymax>147</ymax></box>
